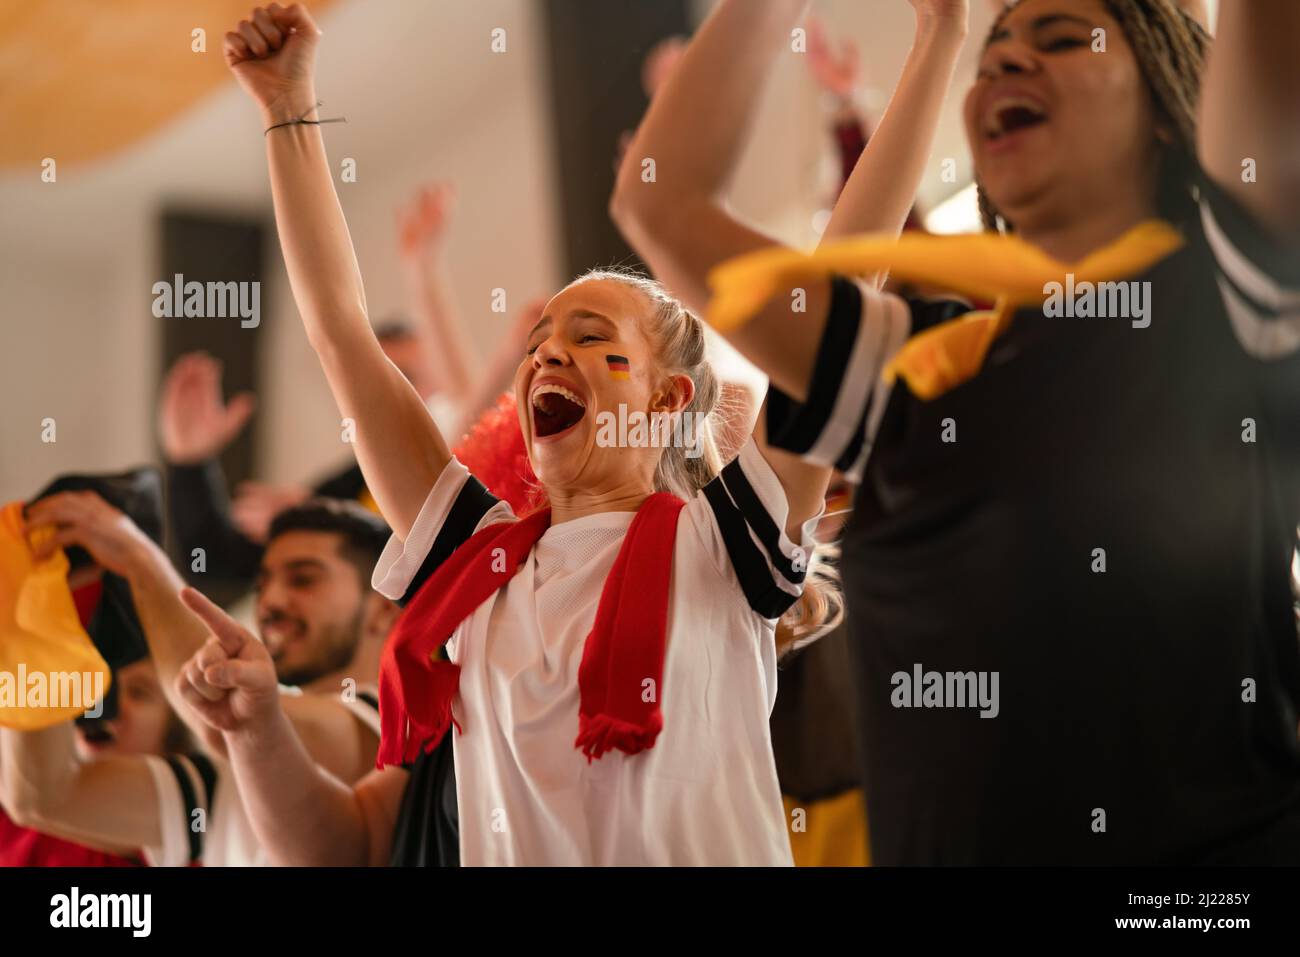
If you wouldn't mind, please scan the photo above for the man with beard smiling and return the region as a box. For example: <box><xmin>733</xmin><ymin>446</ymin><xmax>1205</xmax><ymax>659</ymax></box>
<box><xmin>3</xmin><ymin>495</ymin><xmax>395</xmax><ymax>865</ymax></box>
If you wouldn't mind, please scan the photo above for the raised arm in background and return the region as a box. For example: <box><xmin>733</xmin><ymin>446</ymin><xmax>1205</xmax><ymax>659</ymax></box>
<box><xmin>611</xmin><ymin>0</ymin><xmax>966</xmax><ymax>405</ymax></box>
<box><xmin>612</xmin><ymin>0</ymin><xmax>966</xmax><ymax>534</ymax></box>
<box><xmin>396</xmin><ymin>182</ymin><xmax>476</xmax><ymax>406</ymax></box>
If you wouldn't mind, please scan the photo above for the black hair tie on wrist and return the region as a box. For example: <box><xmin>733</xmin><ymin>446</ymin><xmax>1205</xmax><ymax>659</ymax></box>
<box><xmin>264</xmin><ymin>100</ymin><xmax>346</xmax><ymax>135</ymax></box>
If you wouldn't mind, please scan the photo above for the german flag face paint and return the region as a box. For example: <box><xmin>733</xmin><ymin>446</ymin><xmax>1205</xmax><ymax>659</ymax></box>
<box><xmin>606</xmin><ymin>355</ymin><xmax>631</xmax><ymax>381</ymax></box>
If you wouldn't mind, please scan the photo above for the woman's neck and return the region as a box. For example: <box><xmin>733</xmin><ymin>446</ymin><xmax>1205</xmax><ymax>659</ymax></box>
<box><xmin>546</xmin><ymin>480</ymin><xmax>654</xmax><ymax>525</ymax></box>
<box><xmin>1014</xmin><ymin>192</ymin><xmax>1159</xmax><ymax>263</ymax></box>
<box><xmin>305</xmin><ymin>631</ymin><xmax>384</xmax><ymax>697</ymax></box>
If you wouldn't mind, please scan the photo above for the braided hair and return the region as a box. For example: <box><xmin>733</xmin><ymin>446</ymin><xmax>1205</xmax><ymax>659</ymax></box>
<box><xmin>977</xmin><ymin>0</ymin><xmax>1212</xmax><ymax>233</ymax></box>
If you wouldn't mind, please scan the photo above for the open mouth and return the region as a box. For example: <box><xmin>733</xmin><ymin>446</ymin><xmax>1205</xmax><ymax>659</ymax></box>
<box><xmin>531</xmin><ymin>383</ymin><xmax>587</xmax><ymax>439</ymax></box>
<box><xmin>261</xmin><ymin>619</ymin><xmax>304</xmax><ymax>657</ymax></box>
<box><xmin>78</xmin><ymin>722</ymin><xmax>115</xmax><ymax>747</ymax></box>
<box><xmin>984</xmin><ymin>97</ymin><xmax>1049</xmax><ymax>142</ymax></box>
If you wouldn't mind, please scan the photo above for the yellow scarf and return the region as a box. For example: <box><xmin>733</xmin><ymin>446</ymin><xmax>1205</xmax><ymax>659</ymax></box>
<box><xmin>0</xmin><ymin>501</ymin><xmax>111</xmax><ymax>730</ymax></box>
<box><xmin>706</xmin><ymin>221</ymin><xmax>1184</xmax><ymax>399</ymax></box>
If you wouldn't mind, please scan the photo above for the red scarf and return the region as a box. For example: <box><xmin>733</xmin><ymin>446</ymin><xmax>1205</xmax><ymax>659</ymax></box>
<box><xmin>377</xmin><ymin>493</ymin><xmax>686</xmax><ymax>768</ymax></box>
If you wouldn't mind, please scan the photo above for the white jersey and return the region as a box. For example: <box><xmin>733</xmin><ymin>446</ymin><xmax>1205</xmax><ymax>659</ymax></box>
<box><xmin>373</xmin><ymin>437</ymin><xmax>821</xmax><ymax>866</ymax></box>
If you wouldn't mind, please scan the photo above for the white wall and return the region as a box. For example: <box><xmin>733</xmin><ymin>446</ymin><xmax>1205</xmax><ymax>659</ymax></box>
<box><xmin>0</xmin><ymin>0</ymin><xmax>561</xmax><ymax>500</ymax></box>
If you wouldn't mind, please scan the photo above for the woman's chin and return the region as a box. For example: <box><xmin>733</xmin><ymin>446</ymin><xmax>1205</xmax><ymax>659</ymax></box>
<box><xmin>529</xmin><ymin>427</ymin><xmax>589</xmax><ymax>487</ymax></box>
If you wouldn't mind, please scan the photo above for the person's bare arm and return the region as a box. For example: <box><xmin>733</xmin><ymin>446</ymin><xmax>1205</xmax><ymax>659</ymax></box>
<box><xmin>613</xmin><ymin>0</ymin><xmax>831</xmax><ymax>401</ymax></box>
<box><xmin>0</xmin><ymin>723</ymin><xmax>160</xmax><ymax>858</ymax></box>
<box><xmin>821</xmin><ymin>3</ymin><xmax>967</xmax><ymax>256</ymax></box>
<box><xmin>613</xmin><ymin>1</ymin><xmax>963</xmax><ymax>407</ymax></box>
<box><xmin>25</xmin><ymin>492</ymin><xmax>212</xmax><ymax>745</ymax></box>
<box><xmin>176</xmin><ymin>587</ymin><xmax>403</xmax><ymax>865</ymax></box>
<box><xmin>1199</xmin><ymin>0</ymin><xmax>1300</xmax><ymax>239</ymax></box>
<box><xmin>25</xmin><ymin>492</ymin><xmax>376</xmax><ymax>781</ymax></box>
<box><xmin>226</xmin><ymin>4</ymin><xmax>446</xmax><ymax>538</ymax></box>
<box><xmin>275</xmin><ymin>693</ymin><xmax>379</xmax><ymax>785</ymax></box>
<box><xmin>397</xmin><ymin>183</ymin><xmax>477</xmax><ymax>400</ymax></box>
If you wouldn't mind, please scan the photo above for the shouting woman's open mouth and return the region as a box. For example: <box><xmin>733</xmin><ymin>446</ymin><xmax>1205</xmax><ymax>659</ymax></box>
<box><xmin>531</xmin><ymin>380</ymin><xmax>587</xmax><ymax>440</ymax></box>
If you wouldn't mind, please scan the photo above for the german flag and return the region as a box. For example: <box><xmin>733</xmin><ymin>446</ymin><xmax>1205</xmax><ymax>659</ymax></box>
<box><xmin>605</xmin><ymin>355</ymin><xmax>631</xmax><ymax>381</ymax></box>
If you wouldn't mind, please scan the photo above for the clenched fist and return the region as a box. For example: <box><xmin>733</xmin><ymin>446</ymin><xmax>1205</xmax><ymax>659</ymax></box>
<box><xmin>224</xmin><ymin>3</ymin><xmax>322</xmax><ymax>121</ymax></box>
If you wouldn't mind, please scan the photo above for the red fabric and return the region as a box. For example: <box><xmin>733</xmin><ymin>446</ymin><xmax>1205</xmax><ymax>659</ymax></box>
<box><xmin>451</xmin><ymin>393</ymin><xmax>545</xmax><ymax>515</ymax></box>
<box><xmin>0</xmin><ymin>807</ymin><xmax>140</xmax><ymax>868</ymax></box>
<box><xmin>377</xmin><ymin>493</ymin><xmax>685</xmax><ymax>768</ymax></box>
<box><xmin>70</xmin><ymin>579</ymin><xmax>104</xmax><ymax>628</ymax></box>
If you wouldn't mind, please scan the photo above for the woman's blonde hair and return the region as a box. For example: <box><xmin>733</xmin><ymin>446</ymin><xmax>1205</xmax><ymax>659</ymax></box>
<box><xmin>569</xmin><ymin>268</ymin><xmax>843</xmax><ymax>654</ymax></box>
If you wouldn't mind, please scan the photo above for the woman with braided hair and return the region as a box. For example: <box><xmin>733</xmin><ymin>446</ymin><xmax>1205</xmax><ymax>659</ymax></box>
<box><xmin>617</xmin><ymin>0</ymin><xmax>1300</xmax><ymax>863</ymax></box>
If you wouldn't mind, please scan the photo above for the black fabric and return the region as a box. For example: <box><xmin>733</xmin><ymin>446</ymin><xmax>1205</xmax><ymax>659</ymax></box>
<box><xmin>75</xmin><ymin>574</ymin><xmax>150</xmax><ymax>721</ymax></box>
<box><xmin>31</xmin><ymin>468</ymin><xmax>165</xmax><ymax>569</ymax></box>
<box><xmin>313</xmin><ymin>463</ymin><xmax>368</xmax><ymax>502</ymax></box>
<box><xmin>701</xmin><ymin>474</ymin><xmax>802</xmax><ymax>619</ymax></box>
<box><xmin>764</xmin><ymin>276</ymin><xmax>866</xmax><ymax>468</ymax></box>
<box><xmin>765</xmin><ymin>284</ymin><xmax>967</xmax><ymax>472</ymax></box>
<box><xmin>397</xmin><ymin>475</ymin><xmax>500</xmax><ymax>607</ymax></box>
<box><xmin>382</xmin><ymin>474</ymin><xmax>499</xmax><ymax>865</ymax></box>
<box><xmin>29</xmin><ymin>469</ymin><xmax>165</xmax><ymax>718</ymax></box>
<box><xmin>1198</xmin><ymin>169</ymin><xmax>1300</xmax><ymax>289</ymax></box>
<box><xmin>771</xmin><ymin>224</ymin><xmax>1300</xmax><ymax>864</ymax></box>
<box><xmin>389</xmin><ymin>736</ymin><xmax>459</xmax><ymax>867</ymax></box>
<box><xmin>720</xmin><ymin>457</ymin><xmax>801</xmax><ymax>587</ymax></box>
<box><xmin>165</xmin><ymin>458</ymin><xmax>369</xmax><ymax>606</ymax></box>
<box><xmin>769</xmin><ymin>622</ymin><xmax>863</xmax><ymax>802</ymax></box>
<box><xmin>163</xmin><ymin>754</ymin><xmax>216</xmax><ymax>864</ymax></box>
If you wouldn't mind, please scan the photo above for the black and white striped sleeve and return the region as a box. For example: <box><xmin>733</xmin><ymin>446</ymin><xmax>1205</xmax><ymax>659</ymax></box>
<box><xmin>140</xmin><ymin>753</ymin><xmax>216</xmax><ymax>867</ymax></box>
<box><xmin>763</xmin><ymin>275</ymin><xmax>911</xmax><ymax>483</ymax></box>
<box><xmin>695</xmin><ymin>437</ymin><xmax>824</xmax><ymax>620</ymax></box>
<box><xmin>1199</xmin><ymin>174</ymin><xmax>1300</xmax><ymax>359</ymax></box>
<box><xmin>371</xmin><ymin>459</ymin><xmax>513</xmax><ymax>607</ymax></box>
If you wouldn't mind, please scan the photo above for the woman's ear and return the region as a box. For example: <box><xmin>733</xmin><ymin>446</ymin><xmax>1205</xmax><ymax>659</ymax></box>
<box><xmin>651</xmin><ymin>374</ymin><xmax>695</xmax><ymax>415</ymax></box>
<box><xmin>1154</xmin><ymin>123</ymin><xmax>1176</xmax><ymax>147</ymax></box>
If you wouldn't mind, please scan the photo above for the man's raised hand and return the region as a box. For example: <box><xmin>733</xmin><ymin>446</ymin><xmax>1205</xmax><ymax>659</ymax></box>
<box><xmin>158</xmin><ymin>352</ymin><xmax>256</xmax><ymax>466</ymax></box>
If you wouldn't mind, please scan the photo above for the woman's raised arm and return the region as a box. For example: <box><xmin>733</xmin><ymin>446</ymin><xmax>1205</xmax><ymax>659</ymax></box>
<box><xmin>225</xmin><ymin>4</ymin><xmax>448</xmax><ymax>538</ymax></box>
<box><xmin>1198</xmin><ymin>0</ymin><xmax>1300</xmax><ymax>239</ymax></box>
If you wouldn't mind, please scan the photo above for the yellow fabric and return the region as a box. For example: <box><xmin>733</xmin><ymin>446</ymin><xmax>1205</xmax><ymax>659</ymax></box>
<box><xmin>0</xmin><ymin>501</ymin><xmax>110</xmax><ymax>730</ymax></box>
<box><xmin>707</xmin><ymin>221</ymin><xmax>1185</xmax><ymax>399</ymax></box>
<box><xmin>783</xmin><ymin>789</ymin><xmax>870</xmax><ymax>867</ymax></box>
<box><xmin>357</xmin><ymin>487</ymin><xmax>381</xmax><ymax>516</ymax></box>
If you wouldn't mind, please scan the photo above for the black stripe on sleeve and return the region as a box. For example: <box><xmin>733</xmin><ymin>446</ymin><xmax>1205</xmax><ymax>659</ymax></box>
<box><xmin>164</xmin><ymin>755</ymin><xmax>215</xmax><ymax>864</ymax></box>
<box><xmin>835</xmin><ymin>393</ymin><xmax>875</xmax><ymax>475</ymax></box>
<box><xmin>398</xmin><ymin>477</ymin><xmax>500</xmax><ymax>607</ymax></box>
<box><xmin>719</xmin><ymin>457</ymin><xmax>804</xmax><ymax>587</ymax></box>
<box><xmin>702</xmin><ymin>479</ymin><xmax>803</xmax><ymax>620</ymax></box>
<box><xmin>764</xmin><ymin>275</ymin><xmax>864</xmax><ymax>456</ymax></box>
